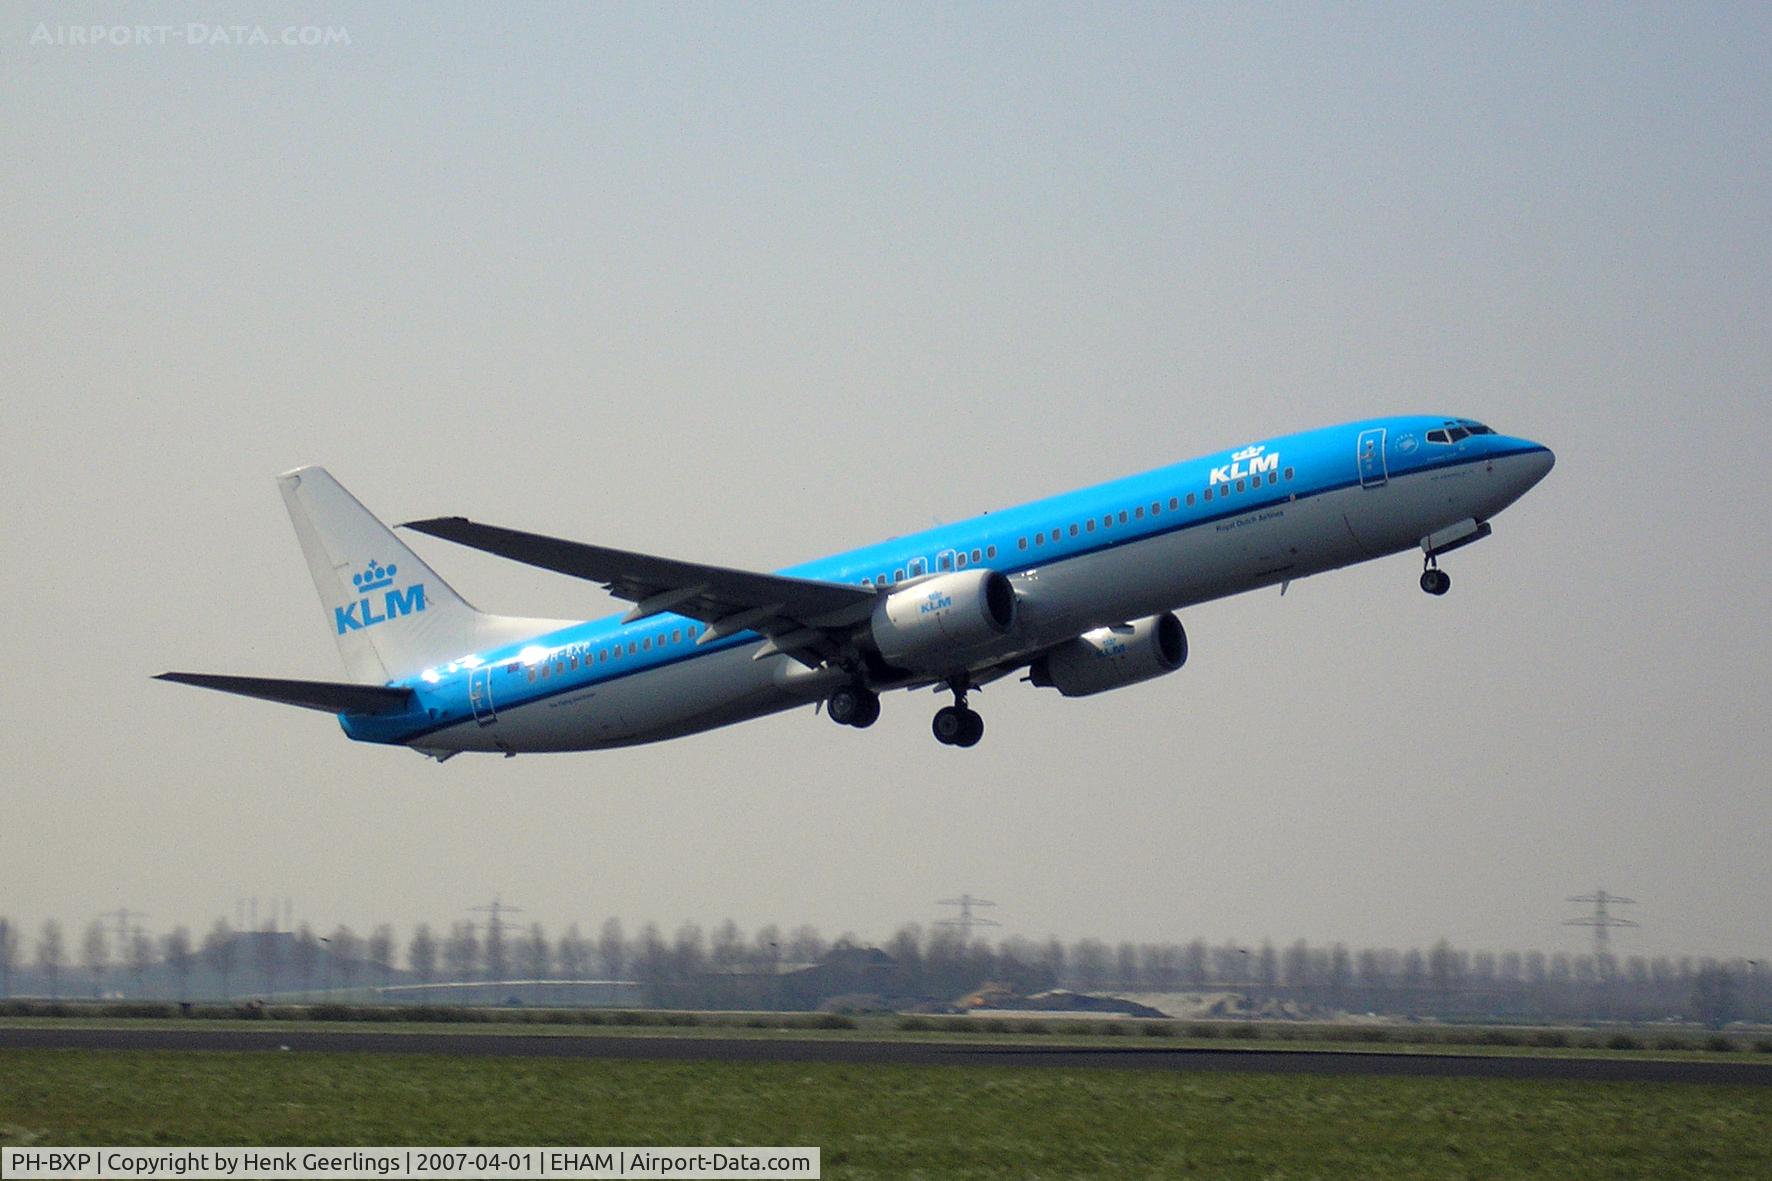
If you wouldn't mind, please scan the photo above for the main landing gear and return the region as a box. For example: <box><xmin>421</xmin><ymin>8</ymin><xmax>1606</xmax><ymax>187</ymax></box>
<box><xmin>827</xmin><ymin>684</ymin><xmax>881</xmax><ymax>728</ymax></box>
<box><xmin>827</xmin><ymin>678</ymin><xmax>986</xmax><ymax>747</ymax></box>
<box><xmin>1420</xmin><ymin>556</ymin><xmax>1451</xmax><ymax>596</ymax></box>
<box><xmin>932</xmin><ymin>678</ymin><xmax>984</xmax><ymax>748</ymax></box>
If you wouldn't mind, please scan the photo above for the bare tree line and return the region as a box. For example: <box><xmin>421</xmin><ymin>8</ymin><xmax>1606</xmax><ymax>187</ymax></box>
<box><xmin>0</xmin><ymin>913</ymin><xmax>1764</xmax><ymax>1025</ymax></box>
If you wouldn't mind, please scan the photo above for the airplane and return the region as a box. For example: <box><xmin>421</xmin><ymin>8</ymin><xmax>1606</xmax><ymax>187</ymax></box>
<box><xmin>158</xmin><ymin>416</ymin><xmax>1553</xmax><ymax>757</ymax></box>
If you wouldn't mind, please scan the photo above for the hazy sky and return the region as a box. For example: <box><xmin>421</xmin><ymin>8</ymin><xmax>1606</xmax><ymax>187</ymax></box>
<box><xmin>4</xmin><ymin>4</ymin><xmax>1768</xmax><ymax>962</ymax></box>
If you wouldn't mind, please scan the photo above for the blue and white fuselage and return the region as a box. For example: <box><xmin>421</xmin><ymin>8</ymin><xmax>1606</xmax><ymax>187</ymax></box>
<box><xmin>159</xmin><ymin>416</ymin><xmax>1553</xmax><ymax>755</ymax></box>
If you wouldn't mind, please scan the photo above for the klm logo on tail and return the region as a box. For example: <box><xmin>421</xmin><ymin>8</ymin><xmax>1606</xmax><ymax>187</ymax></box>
<box><xmin>335</xmin><ymin>558</ymin><xmax>427</xmax><ymax>634</ymax></box>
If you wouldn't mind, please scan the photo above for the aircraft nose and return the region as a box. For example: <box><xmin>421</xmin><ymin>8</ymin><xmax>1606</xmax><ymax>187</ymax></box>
<box><xmin>1515</xmin><ymin>441</ymin><xmax>1555</xmax><ymax>490</ymax></box>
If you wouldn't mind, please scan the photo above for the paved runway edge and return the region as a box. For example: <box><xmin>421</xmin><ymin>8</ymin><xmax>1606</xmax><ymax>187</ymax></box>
<box><xmin>4</xmin><ymin>1026</ymin><xmax>1769</xmax><ymax>1086</ymax></box>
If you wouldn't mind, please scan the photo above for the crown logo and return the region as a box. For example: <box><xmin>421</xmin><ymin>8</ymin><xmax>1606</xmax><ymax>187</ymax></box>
<box><xmin>1232</xmin><ymin>444</ymin><xmax>1266</xmax><ymax>462</ymax></box>
<box><xmin>352</xmin><ymin>559</ymin><xmax>397</xmax><ymax>593</ymax></box>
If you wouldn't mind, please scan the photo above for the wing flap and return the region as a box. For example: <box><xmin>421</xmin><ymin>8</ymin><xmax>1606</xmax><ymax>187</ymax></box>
<box><xmin>155</xmin><ymin>672</ymin><xmax>417</xmax><ymax>716</ymax></box>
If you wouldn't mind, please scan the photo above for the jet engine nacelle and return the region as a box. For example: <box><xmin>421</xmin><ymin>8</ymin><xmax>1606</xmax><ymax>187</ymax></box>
<box><xmin>869</xmin><ymin>569</ymin><xmax>1017</xmax><ymax>670</ymax></box>
<box><xmin>1028</xmin><ymin>613</ymin><xmax>1187</xmax><ymax>698</ymax></box>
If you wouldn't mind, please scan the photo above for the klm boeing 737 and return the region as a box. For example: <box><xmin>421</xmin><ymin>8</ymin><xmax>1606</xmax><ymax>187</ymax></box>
<box><xmin>158</xmin><ymin>416</ymin><xmax>1553</xmax><ymax>756</ymax></box>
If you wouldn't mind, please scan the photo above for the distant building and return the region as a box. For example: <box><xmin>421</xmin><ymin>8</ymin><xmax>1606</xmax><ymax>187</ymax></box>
<box><xmin>696</xmin><ymin>946</ymin><xmax>902</xmax><ymax>1010</ymax></box>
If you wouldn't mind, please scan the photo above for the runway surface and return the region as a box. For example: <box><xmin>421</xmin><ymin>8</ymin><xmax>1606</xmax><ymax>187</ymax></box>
<box><xmin>4</xmin><ymin>1026</ymin><xmax>1769</xmax><ymax>1085</ymax></box>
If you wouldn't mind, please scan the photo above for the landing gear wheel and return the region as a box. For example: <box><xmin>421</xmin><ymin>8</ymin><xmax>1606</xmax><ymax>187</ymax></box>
<box><xmin>850</xmin><ymin>692</ymin><xmax>881</xmax><ymax>729</ymax></box>
<box><xmin>933</xmin><ymin>706</ymin><xmax>983</xmax><ymax>747</ymax></box>
<box><xmin>828</xmin><ymin>686</ymin><xmax>880</xmax><ymax>728</ymax></box>
<box><xmin>1420</xmin><ymin>568</ymin><xmax>1451</xmax><ymax>596</ymax></box>
<box><xmin>933</xmin><ymin>706</ymin><xmax>966</xmax><ymax>745</ymax></box>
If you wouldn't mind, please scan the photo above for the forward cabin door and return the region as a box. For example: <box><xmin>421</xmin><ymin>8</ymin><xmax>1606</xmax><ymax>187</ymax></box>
<box><xmin>1357</xmin><ymin>428</ymin><xmax>1388</xmax><ymax>488</ymax></box>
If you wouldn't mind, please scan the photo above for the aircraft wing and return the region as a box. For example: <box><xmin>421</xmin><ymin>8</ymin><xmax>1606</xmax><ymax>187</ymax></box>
<box><xmin>401</xmin><ymin>517</ymin><xmax>879</xmax><ymax>664</ymax></box>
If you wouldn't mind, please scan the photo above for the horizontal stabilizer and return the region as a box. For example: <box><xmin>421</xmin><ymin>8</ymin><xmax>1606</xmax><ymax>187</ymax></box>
<box><xmin>154</xmin><ymin>672</ymin><xmax>416</xmax><ymax>716</ymax></box>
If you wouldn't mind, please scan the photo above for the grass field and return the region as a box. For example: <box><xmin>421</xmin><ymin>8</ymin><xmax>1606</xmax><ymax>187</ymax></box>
<box><xmin>4</xmin><ymin>1048</ymin><xmax>1772</xmax><ymax>1179</ymax></box>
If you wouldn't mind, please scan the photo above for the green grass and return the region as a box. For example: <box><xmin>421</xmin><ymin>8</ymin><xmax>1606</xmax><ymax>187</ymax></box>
<box><xmin>3</xmin><ymin>1049</ymin><xmax>1771</xmax><ymax>1179</ymax></box>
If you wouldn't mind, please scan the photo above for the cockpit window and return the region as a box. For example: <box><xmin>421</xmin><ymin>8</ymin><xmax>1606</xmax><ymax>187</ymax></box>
<box><xmin>1447</xmin><ymin>426</ymin><xmax>1470</xmax><ymax>441</ymax></box>
<box><xmin>1465</xmin><ymin>423</ymin><xmax>1495</xmax><ymax>435</ymax></box>
<box><xmin>1426</xmin><ymin>429</ymin><xmax>1450</xmax><ymax>444</ymax></box>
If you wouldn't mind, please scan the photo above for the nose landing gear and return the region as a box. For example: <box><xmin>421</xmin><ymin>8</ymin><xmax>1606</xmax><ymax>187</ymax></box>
<box><xmin>1418</xmin><ymin>519</ymin><xmax>1490</xmax><ymax>595</ymax></box>
<box><xmin>932</xmin><ymin>677</ymin><xmax>984</xmax><ymax>748</ymax></box>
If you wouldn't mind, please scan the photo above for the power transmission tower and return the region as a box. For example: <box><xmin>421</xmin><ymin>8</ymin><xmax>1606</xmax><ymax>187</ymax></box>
<box><xmin>935</xmin><ymin>895</ymin><xmax>1001</xmax><ymax>942</ymax></box>
<box><xmin>468</xmin><ymin>897</ymin><xmax>525</xmax><ymax>939</ymax></box>
<box><xmin>469</xmin><ymin>897</ymin><xmax>524</xmax><ymax>981</ymax></box>
<box><xmin>1564</xmin><ymin>889</ymin><xmax>1637</xmax><ymax>956</ymax></box>
<box><xmin>98</xmin><ymin>908</ymin><xmax>150</xmax><ymax>952</ymax></box>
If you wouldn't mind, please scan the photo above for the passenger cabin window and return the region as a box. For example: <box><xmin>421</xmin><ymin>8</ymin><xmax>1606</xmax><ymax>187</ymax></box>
<box><xmin>1070</xmin><ymin>524</ymin><xmax>1079</xmax><ymax>537</ymax></box>
<box><xmin>955</xmin><ymin>552</ymin><xmax>967</xmax><ymax>568</ymax></box>
<box><xmin>1118</xmin><ymin>511</ymin><xmax>1128</xmax><ymax>524</ymax></box>
<box><xmin>1284</xmin><ymin>467</ymin><xmax>1294</xmax><ymax>480</ymax></box>
<box><xmin>1086</xmin><ymin>519</ymin><xmax>1095</xmax><ymax>532</ymax></box>
<box><xmin>1204</xmin><ymin>487</ymin><xmax>1213</xmax><ymax>501</ymax></box>
<box><xmin>909</xmin><ymin>558</ymin><xmax>927</xmax><ymax>577</ymax></box>
<box><xmin>1018</xmin><ymin>538</ymin><xmax>1028</xmax><ymax>550</ymax></box>
<box><xmin>1186</xmin><ymin>493</ymin><xmax>1195</xmax><ymax>506</ymax></box>
<box><xmin>987</xmin><ymin>545</ymin><xmax>997</xmax><ymax>558</ymax></box>
<box><xmin>939</xmin><ymin>553</ymin><xmax>953</xmax><ymax>571</ymax></box>
<box><xmin>971</xmin><ymin>549</ymin><xmax>983</xmax><ymax>562</ymax></box>
<box><xmin>1168</xmin><ymin>497</ymin><xmax>1179</xmax><ymax>511</ymax></box>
